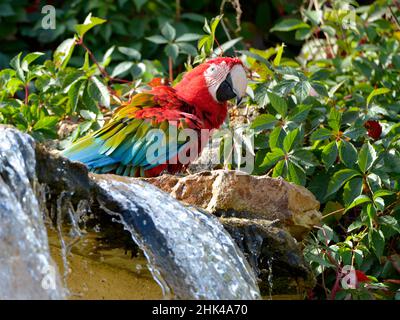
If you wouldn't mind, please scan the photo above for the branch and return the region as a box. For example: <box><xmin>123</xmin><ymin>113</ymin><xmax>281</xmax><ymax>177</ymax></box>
<box><xmin>76</xmin><ymin>37</ymin><xmax>134</xmax><ymax>85</ymax></box>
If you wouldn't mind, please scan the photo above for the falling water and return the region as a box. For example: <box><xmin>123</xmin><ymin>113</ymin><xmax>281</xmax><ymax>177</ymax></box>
<box><xmin>93</xmin><ymin>175</ymin><xmax>261</xmax><ymax>300</ymax></box>
<box><xmin>0</xmin><ymin>126</ymin><xmax>260</xmax><ymax>300</ymax></box>
<box><xmin>0</xmin><ymin>127</ymin><xmax>64</xmax><ymax>299</ymax></box>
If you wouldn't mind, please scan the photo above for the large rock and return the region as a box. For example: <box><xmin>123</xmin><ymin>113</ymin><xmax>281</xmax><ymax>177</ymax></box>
<box><xmin>31</xmin><ymin>145</ymin><xmax>316</xmax><ymax>297</ymax></box>
<box><xmin>145</xmin><ymin>170</ymin><xmax>321</xmax><ymax>239</ymax></box>
<box><xmin>220</xmin><ymin>217</ymin><xmax>314</xmax><ymax>296</ymax></box>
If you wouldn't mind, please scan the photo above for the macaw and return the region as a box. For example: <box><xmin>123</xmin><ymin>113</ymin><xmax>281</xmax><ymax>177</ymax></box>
<box><xmin>62</xmin><ymin>57</ymin><xmax>248</xmax><ymax>177</ymax></box>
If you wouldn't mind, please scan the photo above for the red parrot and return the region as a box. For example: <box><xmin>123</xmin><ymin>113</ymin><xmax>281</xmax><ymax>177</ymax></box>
<box><xmin>62</xmin><ymin>57</ymin><xmax>248</xmax><ymax>177</ymax></box>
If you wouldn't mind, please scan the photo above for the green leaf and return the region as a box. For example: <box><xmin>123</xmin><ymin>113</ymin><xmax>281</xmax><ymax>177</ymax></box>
<box><xmin>370</xmin><ymin>229</ymin><xmax>385</xmax><ymax>258</ymax></box>
<box><xmin>161</xmin><ymin>22</ymin><xmax>176</xmax><ymax>41</ymax></box>
<box><xmin>322</xmin><ymin>141</ymin><xmax>338</xmax><ymax>169</ymax></box>
<box><xmin>271</xmin><ymin>19</ymin><xmax>310</xmax><ymax>32</ymax></box>
<box><xmin>311</xmin><ymin>128</ymin><xmax>332</xmax><ymax>142</ymax></box>
<box><xmin>67</xmin><ymin>79</ymin><xmax>85</xmax><ymax>114</ymax></box>
<box><xmin>21</xmin><ymin>52</ymin><xmax>44</xmax><ymax>71</ymax></box>
<box><xmin>273</xmin><ymin>43</ymin><xmax>285</xmax><ymax>66</ymax></box>
<box><xmin>326</xmin><ymin>169</ymin><xmax>361</xmax><ymax>198</ymax></box>
<box><xmin>33</xmin><ymin>116</ymin><xmax>59</xmax><ymax>131</ymax></box>
<box><xmin>210</xmin><ymin>14</ymin><xmax>223</xmax><ymax>35</ymax></box>
<box><xmin>212</xmin><ymin>38</ymin><xmax>242</xmax><ymax>57</ymax></box>
<box><xmin>345</xmin><ymin>195</ymin><xmax>372</xmax><ymax>213</ymax></box>
<box><xmin>175</xmin><ymin>33</ymin><xmax>202</xmax><ymax>42</ymax></box>
<box><xmin>283</xmin><ymin>128</ymin><xmax>299</xmax><ymax>152</ymax></box>
<box><xmin>328</xmin><ymin>108</ymin><xmax>341</xmax><ymax>132</ymax></box>
<box><xmin>146</xmin><ymin>35</ymin><xmax>168</xmax><ymax>44</ymax></box>
<box><xmin>164</xmin><ymin>44</ymin><xmax>179</xmax><ymax>61</ymax></box>
<box><xmin>343</xmin><ymin>177</ymin><xmax>363</xmax><ymax>206</ymax></box>
<box><xmin>288</xmin><ymin>105</ymin><xmax>311</xmax><ymax>123</ymax></box>
<box><xmin>269</xmin><ymin>126</ymin><xmax>285</xmax><ymax>149</ymax></box>
<box><xmin>117</xmin><ymin>47</ymin><xmax>141</xmax><ymax>60</ymax></box>
<box><xmin>272</xmin><ymin>159</ymin><xmax>286</xmax><ymax>177</ymax></box>
<box><xmin>261</xmin><ymin>148</ymin><xmax>285</xmax><ymax>167</ymax></box>
<box><xmin>304</xmin><ymin>9</ymin><xmax>322</xmax><ymax>25</ymax></box>
<box><xmin>358</xmin><ymin>142</ymin><xmax>377</xmax><ymax>173</ymax></box>
<box><xmin>291</xmin><ymin>149</ymin><xmax>317</xmax><ymax>167</ymax></box>
<box><xmin>80</xmin><ymin>109</ymin><xmax>96</xmax><ymax>121</ymax></box>
<box><xmin>348</xmin><ymin>220</ymin><xmax>364</xmax><ymax>232</ymax></box>
<box><xmin>177</xmin><ymin>43</ymin><xmax>198</xmax><ymax>56</ymax></box>
<box><xmin>10</xmin><ymin>53</ymin><xmax>25</xmax><ymax>82</ymax></box>
<box><xmin>267</xmin><ymin>91</ymin><xmax>287</xmax><ymax>116</ymax></box>
<box><xmin>378</xmin><ymin>216</ymin><xmax>400</xmax><ymax>232</ymax></box>
<box><xmin>91</xmin><ymin>76</ymin><xmax>110</xmax><ymax>108</ymax></box>
<box><xmin>367</xmin><ymin>87</ymin><xmax>390</xmax><ymax>106</ymax></box>
<box><xmin>295</xmin><ymin>28</ymin><xmax>311</xmax><ymax>40</ymax></box>
<box><xmin>54</xmin><ymin>38</ymin><xmax>76</xmax><ymax>69</ymax></box>
<box><xmin>111</xmin><ymin>61</ymin><xmax>134</xmax><ymax>77</ymax></box>
<box><xmin>294</xmin><ymin>81</ymin><xmax>311</xmax><ymax>102</ymax></box>
<box><xmin>339</xmin><ymin>140</ymin><xmax>357</xmax><ymax>168</ymax></box>
<box><xmin>75</xmin><ymin>14</ymin><xmax>106</xmax><ymax>38</ymax></box>
<box><xmin>133</xmin><ymin>0</ymin><xmax>147</xmax><ymax>11</ymax></box>
<box><xmin>250</xmin><ymin>114</ymin><xmax>277</xmax><ymax>131</ymax></box>
<box><xmin>317</xmin><ymin>225</ymin><xmax>336</xmax><ymax>243</ymax></box>
<box><xmin>373</xmin><ymin>190</ymin><xmax>395</xmax><ymax>200</ymax></box>
<box><xmin>288</xmin><ymin>161</ymin><xmax>306</xmax><ymax>185</ymax></box>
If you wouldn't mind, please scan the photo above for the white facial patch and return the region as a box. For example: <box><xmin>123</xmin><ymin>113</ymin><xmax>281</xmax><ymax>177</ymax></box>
<box><xmin>203</xmin><ymin>61</ymin><xmax>248</xmax><ymax>103</ymax></box>
<box><xmin>204</xmin><ymin>61</ymin><xmax>230</xmax><ymax>102</ymax></box>
<box><xmin>229</xmin><ymin>64</ymin><xmax>248</xmax><ymax>99</ymax></box>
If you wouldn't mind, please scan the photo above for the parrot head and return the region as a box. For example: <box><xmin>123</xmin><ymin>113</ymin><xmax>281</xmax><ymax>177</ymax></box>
<box><xmin>202</xmin><ymin>57</ymin><xmax>247</xmax><ymax>105</ymax></box>
<box><xmin>175</xmin><ymin>57</ymin><xmax>247</xmax><ymax>107</ymax></box>
<box><xmin>174</xmin><ymin>57</ymin><xmax>248</xmax><ymax>128</ymax></box>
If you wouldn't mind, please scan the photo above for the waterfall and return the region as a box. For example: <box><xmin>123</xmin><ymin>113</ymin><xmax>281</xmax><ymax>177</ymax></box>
<box><xmin>0</xmin><ymin>127</ymin><xmax>64</xmax><ymax>299</ymax></box>
<box><xmin>94</xmin><ymin>175</ymin><xmax>261</xmax><ymax>299</ymax></box>
<box><xmin>0</xmin><ymin>126</ymin><xmax>260</xmax><ymax>300</ymax></box>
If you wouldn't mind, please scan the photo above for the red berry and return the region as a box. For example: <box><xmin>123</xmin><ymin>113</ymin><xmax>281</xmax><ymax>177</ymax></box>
<box><xmin>364</xmin><ymin>120</ymin><xmax>382</xmax><ymax>140</ymax></box>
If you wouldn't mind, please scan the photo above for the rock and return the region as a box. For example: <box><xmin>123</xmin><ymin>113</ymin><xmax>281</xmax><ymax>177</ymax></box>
<box><xmin>32</xmin><ymin>139</ymin><xmax>317</xmax><ymax>297</ymax></box>
<box><xmin>35</xmin><ymin>144</ymin><xmax>93</xmax><ymax>203</ymax></box>
<box><xmin>145</xmin><ymin>170</ymin><xmax>322</xmax><ymax>239</ymax></box>
<box><xmin>220</xmin><ymin>217</ymin><xmax>314</xmax><ymax>296</ymax></box>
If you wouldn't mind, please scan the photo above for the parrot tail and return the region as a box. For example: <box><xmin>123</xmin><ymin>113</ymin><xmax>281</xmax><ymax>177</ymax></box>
<box><xmin>61</xmin><ymin>136</ymin><xmax>118</xmax><ymax>173</ymax></box>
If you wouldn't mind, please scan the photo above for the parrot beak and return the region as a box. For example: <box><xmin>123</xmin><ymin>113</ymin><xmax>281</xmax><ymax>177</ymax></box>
<box><xmin>230</xmin><ymin>64</ymin><xmax>247</xmax><ymax>106</ymax></box>
<box><xmin>215</xmin><ymin>64</ymin><xmax>248</xmax><ymax>104</ymax></box>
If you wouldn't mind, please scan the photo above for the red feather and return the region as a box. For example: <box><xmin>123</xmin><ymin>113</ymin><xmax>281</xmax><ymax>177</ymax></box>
<box><xmin>355</xmin><ymin>270</ymin><xmax>370</xmax><ymax>283</ymax></box>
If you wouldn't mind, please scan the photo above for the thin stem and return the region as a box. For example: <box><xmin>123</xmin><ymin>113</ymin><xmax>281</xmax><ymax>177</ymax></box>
<box><xmin>76</xmin><ymin>37</ymin><xmax>135</xmax><ymax>87</ymax></box>
<box><xmin>24</xmin><ymin>84</ymin><xmax>29</xmax><ymax>105</ymax></box>
<box><xmin>168</xmin><ymin>57</ymin><xmax>173</xmax><ymax>83</ymax></box>
<box><xmin>175</xmin><ymin>0</ymin><xmax>181</xmax><ymax>21</ymax></box>
<box><xmin>389</xmin><ymin>5</ymin><xmax>400</xmax><ymax>31</ymax></box>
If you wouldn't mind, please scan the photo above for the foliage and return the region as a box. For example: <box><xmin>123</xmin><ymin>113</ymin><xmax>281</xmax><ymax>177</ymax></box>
<box><xmin>0</xmin><ymin>0</ymin><xmax>399</xmax><ymax>301</ymax></box>
<box><xmin>0</xmin><ymin>0</ymin><xmax>291</xmax><ymax>70</ymax></box>
<box><xmin>244</xmin><ymin>0</ymin><xmax>400</xmax><ymax>299</ymax></box>
<box><xmin>0</xmin><ymin>13</ymin><xmax>165</xmax><ymax>142</ymax></box>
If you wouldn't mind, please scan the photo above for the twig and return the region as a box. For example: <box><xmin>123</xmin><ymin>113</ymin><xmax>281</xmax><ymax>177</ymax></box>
<box><xmin>24</xmin><ymin>84</ymin><xmax>29</xmax><ymax>105</ymax></box>
<box><xmin>168</xmin><ymin>57</ymin><xmax>173</xmax><ymax>83</ymax></box>
<box><xmin>76</xmin><ymin>37</ymin><xmax>135</xmax><ymax>85</ymax></box>
<box><xmin>389</xmin><ymin>5</ymin><xmax>400</xmax><ymax>31</ymax></box>
<box><xmin>176</xmin><ymin>0</ymin><xmax>181</xmax><ymax>21</ymax></box>
<box><xmin>77</xmin><ymin>38</ymin><xmax>108</xmax><ymax>78</ymax></box>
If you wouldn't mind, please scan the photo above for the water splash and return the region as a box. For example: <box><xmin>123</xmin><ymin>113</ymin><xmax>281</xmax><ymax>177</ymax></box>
<box><xmin>267</xmin><ymin>257</ymin><xmax>274</xmax><ymax>300</ymax></box>
<box><xmin>0</xmin><ymin>127</ymin><xmax>64</xmax><ymax>299</ymax></box>
<box><xmin>93</xmin><ymin>175</ymin><xmax>261</xmax><ymax>300</ymax></box>
<box><xmin>0</xmin><ymin>126</ymin><xmax>260</xmax><ymax>300</ymax></box>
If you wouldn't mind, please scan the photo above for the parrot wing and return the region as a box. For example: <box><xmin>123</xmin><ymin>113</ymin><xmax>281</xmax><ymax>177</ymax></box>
<box><xmin>62</xmin><ymin>86</ymin><xmax>203</xmax><ymax>176</ymax></box>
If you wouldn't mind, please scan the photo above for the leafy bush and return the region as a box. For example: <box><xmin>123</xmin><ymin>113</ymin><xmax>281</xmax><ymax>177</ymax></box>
<box><xmin>244</xmin><ymin>0</ymin><xmax>400</xmax><ymax>299</ymax></box>
<box><xmin>0</xmin><ymin>0</ymin><xmax>399</xmax><ymax>300</ymax></box>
